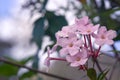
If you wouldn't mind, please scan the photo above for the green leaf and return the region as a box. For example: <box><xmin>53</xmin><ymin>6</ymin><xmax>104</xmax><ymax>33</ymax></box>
<box><xmin>32</xmin><ymin>55</ymin><xmax>39</xmax><ymax>69</ymax></box>
<box><xmin>97</xmin><ymin>70</ymin><xmax>109</xmax><ymax>80</ymax></box>
<box><xmin>107</xmin><ymin>50</ymin><xmax>120</xmax><ymax>53</ymax></box>
<box><xmin>45</xmin><ymin>11</ymin><xmax>68</xmax><ymax>42</ymax></box>
<box><xmin>41</xmin><ymin>0</ymin><xmax>48</xmax><ymax>11</ymax></box>
<box><xmin>32</xmin><ymin>49</ymin><xmax>40</xmax><ymax>69</ymax></box>
<box><xmin>20</xmin><ymin>56</ymin><xmax>33</xmax><ymax>65</ymax></box>
<box><xmin>87</xmin><ymin>68</ymin><xmax>97</xmax><ymax>80</ymax></box>
<box><xmin>19</xmin><ymin>71</ymin><xmax>35</xmax><ymax>80</ymax></box>
<box><xmin>0</xmin><ymin>63</ymin><xmax>18</xmax><ymax>76</ymax></box>
<box><xmin>32</xmin><ymin>17</ymin><xmax>45</xmax><ymax>48</ymax></box>
<box><xmin>4</xmin><ymin>56</ymin><xmax>33</xmax><ymax>65</ymax></box>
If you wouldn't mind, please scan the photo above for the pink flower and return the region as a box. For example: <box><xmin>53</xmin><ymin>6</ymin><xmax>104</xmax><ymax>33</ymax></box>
<box><xmin>55</xmin><ymin>26</ymin><xmax>76</xmax><ymax>47</ymax></box>
<box><xmin>78</xmin><ymin>24</ymin><xmax>100</xmax><ymax>35</ymax></box>
<box><xmin>44</xmin><ymin>47</ymin><xmax>51</xmax><ymax>67</ymax></box>
<box><xmin>75</xmin><ymin>16</ymin><xmax>89</xmax><ymax>25</ymax></box>
<box><xmin>59</xmin><ymin>39</ymin><xmax>83</xmax><ymax>56</ymax></box>
<box><xmin>66</xmin><ymin>48</ymin><xmax>88</xmax><ymax>67</ymax></box>
<box><xmin>44</xmin><ymin>16</ymin><xmax>117</xmax><ymax>69</ymax></box>
<box><xmin>94</xmin><ymin>26</ymin><xmax>117</xmax><ymax>46</ymax></box>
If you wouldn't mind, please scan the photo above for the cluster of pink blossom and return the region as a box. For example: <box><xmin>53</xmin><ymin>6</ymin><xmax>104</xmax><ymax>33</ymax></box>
<box><xmin>44</xmin><ymin>16</ymin><xmax>117</xmax><ymax>70</ymax></box>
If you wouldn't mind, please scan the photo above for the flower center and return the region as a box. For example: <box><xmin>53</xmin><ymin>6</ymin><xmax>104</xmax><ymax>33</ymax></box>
<box><xmin>76</xmin><ymin>57</ymin><xmax>81</xmax><ymax>61</ymax></box>
<box><xmin>101</xmin><ymin>35</ymin><xmax>105</xmax><ymax>39</ymax></box>
<box><xmin>87</xmin><ymin>30</ymin><xmax>91</xmax><ymax>33</ymax></box>
<box><xmin>69</xmin><ymin>43</ymin><xmax>73</xmax><ymax>47</ymax></box>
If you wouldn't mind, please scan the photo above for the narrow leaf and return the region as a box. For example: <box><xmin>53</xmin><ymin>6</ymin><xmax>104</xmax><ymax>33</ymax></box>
<box><xmin>87</xmin><ymin>68</ymin><xmax>97</xmax><ymax>80</ymax></box>
<box><xmin>97</xmin><ymin>70</ymin><xmax>109</xmax><ymax>80</ymax></box>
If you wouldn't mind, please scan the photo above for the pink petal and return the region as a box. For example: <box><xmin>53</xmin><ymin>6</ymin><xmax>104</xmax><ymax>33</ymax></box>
<box><xmin>98</xmin><ymin>26</ymin><xmax>107</xmax><ymax>34</ymax></box>
<box><xmin>83</xmin><ymin>16</ymin><xmax>89</xmax><ymax>24</ymax></box>
<box><xmin>105</xmin><ymin>39</ymin><xmax>114</xmax><ymax>45</ymax></box>
<box><xmin>74</xmin><ymin>40</ymin><xmax>83</xmax><ymax>47</ymax></box>
<box><xmin>51</xmin><ymin>44</ymin><xmax>58</xmax><ymax>53</ymax></box>
<box><xmin>56</xmin><ymin>38</ymin><xmax>69</xmax><ymax>47</ymax></box>
<box><xmin>59</xmin><ymin>48</ymin><xmax>68</xmax><ymax>56</ymax></box>
<box><xmin>68</xmin><ymin>47</ymin><xmax>79</xmax><ymax>56</ymax></box>
<box><xmin>70</xmin><ymin>62</ymin><xmax>80</xmax><ymax>67</ymax></box>
<box><xmin>70</xmin><ymin>58</ymin><xmax>88</xmax><ymax>67</ymax></box>
<box><xmin>92</xmin><ymin>24</ymin><xmax>100</xmax><ymax>32</ymax></box>
<box><xmin>106</xmin><ymin>30</ymin><xmax>117</xmax><ymax>39</ymax></box>
<box><xmin>77</xmin><ymin>58</ymin><xmax>88</xmax><ymax>65</ymax></box>
<box><xmin>66</xmin><ymin>56</ymin><xmax>75</xmax><ymax>62</ymax></box>
<box><xmin>80</xmin><ymin>48</ymin><xmax>88</xmax><ymax>58</ymax></box>
<box><xmin>44</xmin><ymin>57</ymin><xmax>50</xmax><ymax>67</ymax></box>
<box><xmin>75</xmin><ymin>16</ymin><xmax>89</xmax><ymax>25</ymax></box>
<box><xmin>92</xmin><ymin>33</ymin><xmax>98</xmax><ymax>38</ymax></box>
<box><xmin>95</xmin><ymin>39</ymin><xmax>105</xmax><ymax>46</ymax></box>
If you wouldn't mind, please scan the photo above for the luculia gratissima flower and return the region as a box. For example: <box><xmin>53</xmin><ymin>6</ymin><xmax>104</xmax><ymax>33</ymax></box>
<box><xmin>44</xmin><ymin>16</ymin><xmax>117</xmax><ymax>70</ymax></box>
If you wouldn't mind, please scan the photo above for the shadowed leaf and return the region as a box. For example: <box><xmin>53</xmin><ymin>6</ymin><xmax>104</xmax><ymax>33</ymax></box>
<box><xmin>32</xmin><ymin>17</ymin><xmax>45</xmax><ymax>48</ymax></box>
<box><xmin>87</xmin><ymin>68</ymin><xmax>97</xmax><ymax>80</ymax></box>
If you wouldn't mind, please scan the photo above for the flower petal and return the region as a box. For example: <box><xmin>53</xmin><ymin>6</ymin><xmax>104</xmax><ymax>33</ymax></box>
<box><xmin>95</xmin><ymin>39</ymin><xmax>105</xmax><ymax>46</ymax></box>
<box><xmin>68</xmin><ymin>47</ymin><xmax>79</xmax><ymax>56</ymax></box>
<box><xmin>44</xmin><ymin>57</ymin><xmax>51</xmax><ymax>67</ymax></box>
<box><xmin>106</xmin><ymin>30</ymin><xmax>117</xmax><ymax>39</ymax></box>
<box><xmin>66</xmin><ymin>56</ymin><xmax>75</xmax><ymax>62</ymax></box>
<box><xmin>105</xmin><ymin>39</ymin><xmax>114</xmax><ymax>45</ymax></box>
<box><xmin>59</xmin><ymin>48</ymin><xmax>68</xmax><ymax>56</ymax></box>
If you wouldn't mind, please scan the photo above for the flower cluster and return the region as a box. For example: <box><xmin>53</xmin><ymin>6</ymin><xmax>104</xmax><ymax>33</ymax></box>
<box><xmin>44</xmin><ymin>16</ymin><xmax>117</xmax><ymax>70</ymax></box>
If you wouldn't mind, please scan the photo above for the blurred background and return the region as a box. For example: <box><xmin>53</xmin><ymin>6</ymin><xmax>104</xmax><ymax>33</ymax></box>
<box><xmin>0</xmin><ymin>0</ymin><xmax>120</xmax><ymax>80</ymax></box>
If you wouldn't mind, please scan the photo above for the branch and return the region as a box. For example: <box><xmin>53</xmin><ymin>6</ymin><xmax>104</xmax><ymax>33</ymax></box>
<box><xmin>0</xmin><ymin>57</ymin><xmax>71</xmax><ymax>80</ymax></box>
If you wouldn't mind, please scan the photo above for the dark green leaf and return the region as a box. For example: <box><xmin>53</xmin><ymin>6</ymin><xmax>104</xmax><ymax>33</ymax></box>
<box><xmin>32</xmin><ymin>49</ymin><xmax>39</xmax><ymax>69</ymax></box>
<box><xmin>19</xmin><ymin>71</ymin><xmax>35</xmax><ymax>80</ymax></box>
<box><xmin>41</xmin><ymin>0</ymin><xmax>48</xmax><ymax>11</ymax></box>
<box><xmin>4</xmin><ymin>56</ymin><xmax>33</xmax><ymax>65</ymax></box>
<box><xmin>0</xmin><ymin>63</ymin><xmax>18</xmax><ymax>76</ymax></box>
<box><xmin>20</xmin><ymin>56</ymin><xmax>33</xmax><ymax>65</ymax></box>
<box><xmin>108</xmin><ymin>50</ymin><xmax>120</xmax><ymax>53</ymax></box>
<box><xmin>32</xmin><ymin>17</ymin><xmax>45</xmax><ymax>48</ymax></box>
<box><xmin>97</xmin><ymin>70</ymin><xmax>109</xmax><ymax>80</ymax></box>
<box><xmin>45</xmin><ymin>11</ymin><xmax>68</xmax><ymax>42</ymax></box>
<box><xmin>32</xmin><ymin>56</ymin><xmax>39</xmax><ymax>69</ymax></box>
<box><xmin>87</xmin><ymin>68</ymin><xmax>97</xmax><ymax>80</ymax></box>
<box><xmin>111</xmin><ymin>0</ymin><xmax>120</xmax><ymax>6</ymax></box>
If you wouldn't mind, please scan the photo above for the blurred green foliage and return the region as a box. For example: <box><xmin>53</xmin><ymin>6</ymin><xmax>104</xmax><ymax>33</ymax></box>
<box><xmin>0</xmin><ymin>63</ymin><xmax>18</xmax><ymax>76</ymax></box>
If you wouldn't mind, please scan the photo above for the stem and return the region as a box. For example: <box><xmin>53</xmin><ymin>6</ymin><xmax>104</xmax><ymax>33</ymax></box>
<box><xmin>84</xmin><ymin>35</ymin><xmax>87</xmax><ymax>48</ymax></box>
<box><xmin>88</xmin><ymin>35</ymin><xmax>93</xmax><ymax>53</ymax></box>
<box><xmin>50</xmin><ymin>58</ymin><xmax>66</xmax><ymax>61</ymax></box>
<box><xmin>95</xmin><ymin>46</ymin><xmax>101</xmax><ymax>58</ymax></box>
<box><xmin>0</xmin><ymin>57</ymin><xmax>71</xmax><ymax>80</ymax></box>
<box><xmin>111</xmin><ymin>45</ymin><xmax>119</xmax><ymax>59</ymax></box>
<box><xmin>93</xmin><ymin>58</ymin><xmax>102</xmax><ymax>72</ymax></box>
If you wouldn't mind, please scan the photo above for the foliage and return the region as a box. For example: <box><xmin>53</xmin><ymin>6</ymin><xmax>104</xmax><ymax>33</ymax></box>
<box><xmin>87</xmin><ymin>68</ymin><xmax>97</xmax><ymax>80</ymax></box>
